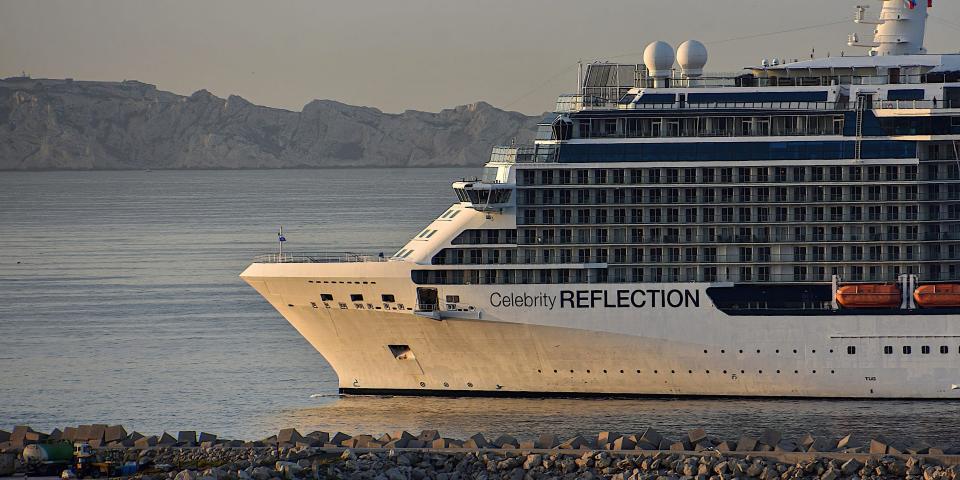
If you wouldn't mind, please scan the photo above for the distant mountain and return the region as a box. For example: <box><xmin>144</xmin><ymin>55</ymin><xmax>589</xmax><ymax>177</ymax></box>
<box><xmin>0</xmin><ymin>77</ymin><xmax>540</xmax><ymax>170</ymax></box>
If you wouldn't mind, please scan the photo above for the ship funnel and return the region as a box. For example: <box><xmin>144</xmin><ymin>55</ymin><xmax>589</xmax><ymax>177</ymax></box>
<box><xmin>850</xmin><ymin>0</ymin><xmax>930</xmax><ymax>55</ymax></box>
<box><xmin>644</xmin><ymin>41</ymin><xmax>675</xmax><ymax>88</ymax></box>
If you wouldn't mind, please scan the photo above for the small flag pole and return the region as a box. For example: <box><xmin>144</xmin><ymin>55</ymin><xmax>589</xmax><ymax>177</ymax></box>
<box><xmin>278</xmin><ymin>226</ymin><xmax>284</xmax><ymax>259</ymax></box>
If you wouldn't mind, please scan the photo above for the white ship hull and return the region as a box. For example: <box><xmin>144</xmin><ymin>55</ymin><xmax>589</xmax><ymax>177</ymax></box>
<box><xmin>241</xmin><ymin>262</ymin><xmax>960</xmax><ymax>399</ymax></box>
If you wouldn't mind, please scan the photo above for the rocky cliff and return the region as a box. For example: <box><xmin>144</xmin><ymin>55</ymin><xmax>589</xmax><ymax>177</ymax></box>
<box><xmin>0</xmin><ymin>77</ymin><xmax>539</xmax><ymax>170</ymax></box>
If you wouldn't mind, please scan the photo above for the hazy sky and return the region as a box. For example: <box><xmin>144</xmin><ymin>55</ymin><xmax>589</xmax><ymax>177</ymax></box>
<box><xmin>2</xmin><ymin>0</ymin><xmax>959</xmax><ymax>114</ymax></box>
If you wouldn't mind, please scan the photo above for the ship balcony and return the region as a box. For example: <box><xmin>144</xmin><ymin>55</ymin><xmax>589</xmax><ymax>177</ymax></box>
<box><xmin>452</xmin><ymin>181</ymin><xmax>515</xmax><ymax>212</ymax></box>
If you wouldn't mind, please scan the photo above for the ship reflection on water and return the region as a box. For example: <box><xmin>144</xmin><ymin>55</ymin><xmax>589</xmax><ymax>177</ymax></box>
<box><xmin>272</xmin><ymin>395</ymin><xmax>960</xmax><ymax>445</ymax></box>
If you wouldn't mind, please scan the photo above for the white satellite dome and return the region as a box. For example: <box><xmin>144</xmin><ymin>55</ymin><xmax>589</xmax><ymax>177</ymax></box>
<box><xmin>643</xmin><ymin>41</ymin><xmax>675</xmax><ymax>78</ymax></box>
<box><xmin>677</xmin><ymin>40</ymin><xmax>708</xmax><ymax>77</ymax></box>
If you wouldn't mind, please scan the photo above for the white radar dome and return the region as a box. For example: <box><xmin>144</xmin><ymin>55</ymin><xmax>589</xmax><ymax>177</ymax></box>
<box><xmin>643</xmin><ymin>41</ymin><xmax>675</xmax><ymax>78</ymax></box>
<box><xmin>677</xmin><ymin>40</ymin><xmax>708</xmax><ymax>77</ymax></box>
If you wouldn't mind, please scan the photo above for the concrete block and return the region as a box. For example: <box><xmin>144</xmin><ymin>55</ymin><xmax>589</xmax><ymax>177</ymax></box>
<box><xmin>89</xmin><ymin>438</ymin><xmax>103</xmax><ymax>448</ymax></box>
<box><xmin>775</xmin><ymin>441</ymin><xmax>798</xmax><ymax>452</ymax></box>
<box><xmin>658</xmin><ymin>438</ymin><xmax>673</xmax><ymax>450</ymax></box>
<box><xmin>431</xmin><ymin>438</ymin><xmax>451</xmax><ymax>449</ymax></box>
<box><xmin>158</xmin><ymin>432</ymin><xmax>177</xmax><ymax>445</ymax></box>
<box><xmin>756</xmin><ymin>443</ymin><xmax>773</xmax><ymax>452</ymax></box>
<box><xmin>467</xmin><ymin>433</ymin><xmax>488</xmax><ymax>448</ymax></box>
<box><xmin>330</xmin><ymin>432</ymin><xmax>351</xmax><ymax>445</ymax></box>
<box><xmin>178</xmin><ymin>431</ymin><xmax>197</xmax><ymax>445</ymax></box>
<box><xmin>836</xmin><ymin>434</ymin><xmax>852</xmax><ymax>450</ymax></box>
<box><xmin>639</xmin><ymin>428</ymin><xmax>663</xmax><ymax>447</ymax></box>
<box><xmin>715</xmin><ymin>441</ymin><xmax>733</xmax><ymax>452</ymax></box>
<box><xmin>518</xmin><ymin>440</ymin><xmax>535</xmax><ymax>450</ymax></box>
<box><xmin>76</xmin><ymin>425</ymin><xmax>93</xmax><ymax>441</ymax></box>
<box><xmin>198</xmin><ymin>432</ymin><xmax>218</xmax><ymax>444</ymax></box>
<box><xmin>635</xmin><ymin>440</ymin><xmax>658</xmax><ymax>450</ymax></box>
<box><xmin>694</xmin><ymin>441</ymin><xmax>713</xmax><ymax>452</ymax></box>
<box><xmin>887</xmin><ymin>442</ymin><xmax>907</xmax><ymax>455</ymax></box>
<box><xmin>559</xmin><ymin>435</ymin><xmax>590</xmax><ymax>450</ymax></box>
<box><xmin>758</xmin><ymin>429</ymin><xmax>781</xmax><ymax>448</ymax></box>
<box><xmin>349</xmin><ymin>435</ymin><xmax>375</xmax><ymax>448</ymax></box>
<box><xmin>391</xmin><ymin>431</ymin><xmax>415</xmax><ymax>441</ymax></box>
<box><xmin>417</xmin><ymin>430</ymin><xmax>440</xmax><ymax>442</ymax></box>
<box><xmin>669</xmin><ymin>442</ymin><xmax>686</xmax><ymax>452</ymax></box>
<box><xmin>0</xmin><ymin>431</ymin><xmax>8</xmax><ymax>443</ymax></box>
<box><xmin>134</xmin><ymin>436</ymin><xmax>158</xmax><ymax>448</ymax></box>
<box><xmin>376</xmin><ymin>433</ymin><xmax>392</xmax><ymax>444</ymax></box>
<box><xmin>535</xmin><ymin>433</ymin><xmax>559</xmax><ymax>449</ymax></box>
<box><xmin>799</xmin><ymin>433</ymin><xmax>816</xmax><ymax>450</ymax></box>
<box><xmin>260</xmin><ymin>435</ymin><xmax>277</xmax><ymax>444</ymax></box>
<box><xmin>307</xmin><ymin>431</ymin><xmax>330</xmax><ymax>444</ymax></box>
<box><xmin>62</xmin><ymin>427</ymin><xmax>77</xmax><ymax>441</ymax></box>
<box><xmin>405</xmin><ymin>439</ymin><xmax>425</xmax><ymax>449</ymax></box>
<box><xmin>105</xmin><ymin>425</ymin><xmax>127</xmax><ymax>443</ymax></box>
<box><xmin>49</xmin><ymin>428</ymin><xmax>63</xmax><ymax>441</ymax></box>
<box><xmin>493</xmin><ymin>435</ymin><xmax>518</xmax><ymax>448</ymax></box>
<box><xmin>277</xmin><ymin>428</ymin><xmax>302</xmax><ymax>445</ymax></box>
<box><xmin>869</xmin><ymin>439</ymin><xmax>889</xmax><ymax>454</ymax></box>
<box><xmin>929</xmin><ymin>447</ymin><xmax>946</xmax><ymax>455</ymax></box>
<box><xmin>736</xmin><ymin>436</ymin><xmax>758</xmax><ymax>452</ymax></box>
<box><xmin>384</xmin><ymin>438</ymin><xmax>409</xmax><ymax>449</ymax></box>
<box><xmin>128</xmin><ymin>431</ymin><xmax>145</xmax><ymax>441</ymax></box>
<box><xmin>89</xmin><ymin>424</ymin><xmax>107</xmax><ymax>443</ymax></box>
<box><xmin>687</xmin><ymin>428</ymin><xmax>707</xmax><ymax>444</ymax></box>
<box><xmin>598</xmin><ymin>432</ymin><xmax>621</xmax><ymax>445</ymax></box>
<box><xmin>447</xmin><ymin>440</ymin><xmax>463</xmax><ymax>448</ymax></box>
<box><xmin>613</xmin><ymin>437</ymin><xmax>636</xmax><ymax>451</ymax></box>
<box><xmin>809</xmin><ymin>437</ymin><xmax>834</xmax><ymax>452</ymax></box>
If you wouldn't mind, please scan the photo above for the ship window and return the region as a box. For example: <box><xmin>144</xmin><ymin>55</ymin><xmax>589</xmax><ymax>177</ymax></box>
<box><xmin>846</xmin><ymin>346</ymin><xmax>856</xmax><ymax>355</ymax></box>
<box><xmin>921</xmin><ymin>346</ymin><xmax>931</xmax><ymax>355</ymax></box>
<box><xmin>381</xmin><ymin>294</ymin><xmax>396</xmax><ymax>303</ymax></box>
<box><xmin>446</xmin><ymin>295</ymin><xmax>460</xmax><ymax>303</ymax></box>
<box><xmin>884</xmin><ymin>346</ymin><xmax>893</xmax><ymax>355</ymax></box>
<box><xmin>320</xmin><ymin>294</ymin><xmax>334</xmax><ymax>301</ymax></box>
<box><xmin>350</xmin><ymin>294</ymin><xmax>364</xmax><ymax>302</ymax></box>
<box><xmin>940</xmin><ymin>346</ymin><xmax>949</xmax><ymax>354</ymax></box>
<box><xmin>903</xmin><ymin>346</ymin><xmax>912</xmax><ymax>355</ymax></box>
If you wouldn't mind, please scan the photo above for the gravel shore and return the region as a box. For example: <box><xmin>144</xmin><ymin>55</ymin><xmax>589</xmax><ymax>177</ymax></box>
<box><xmin>4</xmin><ymin>425</ymin><xmax>960</xmax><ymax>480</ymax></box>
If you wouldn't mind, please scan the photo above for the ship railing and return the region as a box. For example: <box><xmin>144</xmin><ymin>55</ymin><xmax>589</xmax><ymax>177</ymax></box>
<box><xmin>252</xmin><ymin>252</ymin><xmax>387</xmax><ymax>264</ymax></box>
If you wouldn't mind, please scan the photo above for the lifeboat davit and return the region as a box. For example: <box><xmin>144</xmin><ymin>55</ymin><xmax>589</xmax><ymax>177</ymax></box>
<box><xmin>835</xmin><ymin>284</ymin><xmax>901</xmax><ymax>308</ymax></box>
<box><xmin>913</xmin><ymin>284</ymin><xmax>960</xmax><ymax>308</ymax></box>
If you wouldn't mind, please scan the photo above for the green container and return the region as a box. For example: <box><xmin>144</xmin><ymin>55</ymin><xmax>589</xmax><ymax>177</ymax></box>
<box><xmin>22</xmin><ymin>443</ymin><xmax>74</xmax><ymax>463</ymax></box>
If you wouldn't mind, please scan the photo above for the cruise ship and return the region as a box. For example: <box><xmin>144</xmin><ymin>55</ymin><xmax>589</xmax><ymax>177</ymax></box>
<box><xmin>242</xmin><ymin>1</ymin><xmax>960</xmax><ymax>399</ymax></box>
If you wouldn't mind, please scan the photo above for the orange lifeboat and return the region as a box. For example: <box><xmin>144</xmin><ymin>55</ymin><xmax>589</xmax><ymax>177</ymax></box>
<box><xmin>913</xmin><ymin>284</ymin><xmax>960</xmax><ymax>308</ymax></box>
<box><xmin>835</xmin><ymin>284</ymin><xmax>901</xmax><ymax>309</ymax></box>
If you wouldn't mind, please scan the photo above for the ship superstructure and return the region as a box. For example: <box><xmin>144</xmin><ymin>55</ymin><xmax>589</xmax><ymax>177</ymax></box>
<box><xmin>242</xmin><ymin>1</ymin><xmax>960</xmax><ymax>398</ymax></box>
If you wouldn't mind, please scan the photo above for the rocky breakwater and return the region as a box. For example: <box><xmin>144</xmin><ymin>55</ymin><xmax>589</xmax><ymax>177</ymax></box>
<box><xmin>2</xmin><ymin>425</ymin><xmax>960</xmax><ymax>480</ymax></box>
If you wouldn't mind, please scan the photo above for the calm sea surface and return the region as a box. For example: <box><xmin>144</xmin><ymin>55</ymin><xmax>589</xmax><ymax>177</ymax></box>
<box><xmin>1</xmin><ymin>169</ymin><xmax>958</xmax><ymax>445</ymax></box>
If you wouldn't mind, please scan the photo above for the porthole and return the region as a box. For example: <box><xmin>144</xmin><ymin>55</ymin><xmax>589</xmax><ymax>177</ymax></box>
<box><xmin>921</xmin><ymin>346</ymin><xmax>931</xmax><ymax>355</ymax></box>
<box><xmin>553</xmin><ymin>370</ymin><xmax>558</xmax><ymax>373</ymax></box>
<box><xmin>703</xmin><ymin>350</ymin><xmax>708</xmax><ymax>354</ymax></box>
<box><xmin>776</xmin><ymin>349</ymin><xmax>780</xmax><ymax>354</ymax></box>
<box><xmin>721</xmin><ymin>349</ymin><xmax>726</xmax><ymax>353</ymax></box>
<box><xmin>884</xmin><ymin>346</ymin><xmax>893</xmax><ymax>354</ymax></box>
<box><xmin>603</xmin><ymin>370</ymin><xmax>608</xmax><ymax>374</ymax></box>
<box><xmin>537</xmin><ymin>369</ymin><xmax>542</xmax><ymax>373</ymax></box>
<box><xmin>654</xmin><ymin>370</ymin><xmax>659</xmax><ymax>374</ymax></box>
<box><xmin>688</xmin><ymin>370</ymin><xmax>693</xmax><ymax>374</ymax></box>
<box><xmin>586</xmin><ymin>370</ymin><xmax>591</xmax><ymax>373</ymax></box>
<box><xmin>620</xmin><ymin>370</ymin><xmax>624</xmax><ymax>374</ymax></box>
<box><xmin>636</xmin><ymin>370</ymin><xmax>641</xmax><ymax>374</ymax></box>
<box><xmin>467</xmin><ymin>382</ymin><xmax>473</xmax><ymax>387</ymax></box>
<box><xmin>831</xmin><ymin>370</ymin><xmax>835</xmax><ymax>374</ymax></box>
<box><xmin>723</xmin><ymin>370</ymin><xmax>728</xmax><ymax>374</ymax></box>
<box><xmin>443</xmin><ymin>382</ymin><xmax>449</xmax><ymax>388</ymax></box>
<box><xmin>706</xmin><ymin>370</ymin><xmax>710</xmax><ymax>374</ymax></box>
<box><xmin>794</xmin><ymin>370</ymin><xmax>799</xmax><ymax>374</ymax></box>
<box><xmin>740</xmin><ymin>370</ymin><xmax>745</xmax><ymax>374</ymax></box>
<box><xmin>671</xmin><ymin>370</ymin><xmax>676</xmax><ymax>374</ymax></box>
<box><xmin>776</xmin><ymin>370</ymin><xmax>781</xmax><ymax>374</ymax></box>
<box><xmin>940</xmin><ymin>346</ymin><xmax>949</xmax><ymax>355</ymax></box>
<box><xmin>812</xmin><ymin>370</ymin><xmax>817</xmax><ymax>374</ymax></box>
<box><xmin>793</xmin><ymin>349</ymin><xmax>798</xmax><ymax>354</ymax></box>
<box><xmin>758</xmin><ymin>370</ymin><xmax>763</xmax><ymax>374</ymax></box>
<box><xmin>739</xmin><ymin>349</ymin><xmax>744</xmax><ymax>354</ymax></box>
<box><xmin>903</xmin><ymin>346</ymin><xmax>912</xmax><ymax>354</ymax></box>
<box><xmin>829</xmin><ymin>349</ymin><xmax>834</xmax><ymax>353</ymax></box>
<box><xmin>812</xmin><ymin>349</ymin><xmax>817</xmax><ymax>353</ymax></box>
<box><xmin>847</xmin><ymin>346</ymin><xmax>856</xmax><ymax>355</ymax></box>
<box><xmin>756</xmin><ymin>349</ymin><xmax>760</xmax><ymax>354</ymax></box>
<box><xmin>570</xmin><ymin>370</ymin><xmax>574</xmax><ymax>373</ymax></box>
<box><xmin>419</xmin><ymin>382</ymin><xmax>426</xmax><ymax>387</ymax></box>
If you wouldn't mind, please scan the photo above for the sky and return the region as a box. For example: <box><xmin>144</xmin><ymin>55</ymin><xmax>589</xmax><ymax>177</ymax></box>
<box><xmin>1</xmin><ymin>0</ymin><xmax>959</xmax><ymax>115</ymax></box>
